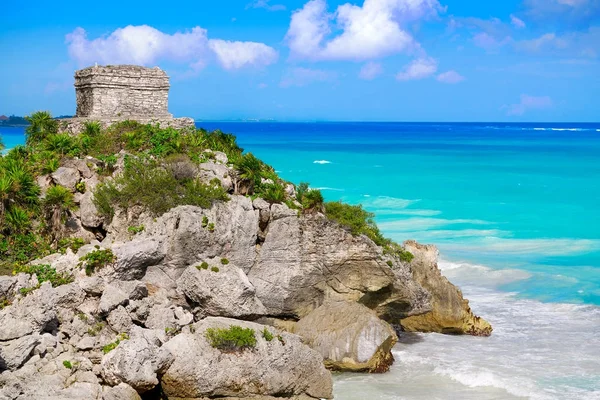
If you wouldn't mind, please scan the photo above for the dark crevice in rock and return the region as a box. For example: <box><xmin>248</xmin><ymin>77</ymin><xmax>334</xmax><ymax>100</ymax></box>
<box><xmin>140</xmin><ymin>384</ymin><xmax>168</xmax><ymax>400</ymax></box>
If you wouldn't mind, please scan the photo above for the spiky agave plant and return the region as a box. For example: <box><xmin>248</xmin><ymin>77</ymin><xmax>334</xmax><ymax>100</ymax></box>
<box><xmin>5</xmin><ymin>206</ymin><xmax>31</xmax><ymax>234</ymax></box>
<box><xmin>0</xmin><ymin>158</ymin><xmax>40</xmax><ymax>217</ymax></box>
<box><xmin>233</xmin><ymin>153</ymin><xmax>263</xmax><ymax>195</ymax></box>
<box><xmin>45</xmin><ymin>133</ymin><xmax>76</xmax><ymax>156</ymax></box>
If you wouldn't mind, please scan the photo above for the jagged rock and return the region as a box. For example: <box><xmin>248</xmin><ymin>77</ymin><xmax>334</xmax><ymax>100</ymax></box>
<box><xmin>144</xmin><ymin>304</ymin><xmax>193</xmax><ymax>331</ymax></box>
<box><xmin>62</xmin><ymin>158</ymin><xmax>93</xmax><ymax>179</ymax></box>
<box><xmin>99</xmin><ymin>285</ymin><xmax>129</xmax><ymax>316</ymax></box>
<box><xmin>51</xmin><ymin>167</ymin><xmax>81</xmax><ymax>191</ymax></box>
<box><xmin>294</xmin><ymin>301</ymin><xmax>397</xmax><ymax>373</ymax></box>
<box><xmin>0</xmin><ymin>276</ymin><xmax>16</xmax><ymax>298</ymax></box>
<box><xmin>161</xmin><ymin>317</ymin><xmax>333</xmax><ymax>400</ymax></box>
<box><xmin>177</xmin><ymin>265</ymin><xmax>267</xmax><ymax>319</ymax></box>
<box><xmin>101</xmin><ymin>333</ymin><xmax>173</xmax><ymax>392</ymax></box>
<box><xmin>36</xmin><ymin>174</ymin><xmax>53</xmax><ymax>196</ymax></box>
<box><xmin>31</xmin><ymin>250</ymin><xmax>80</xmax><ymax>276</ymax></box>
<box><xmin>55</xmin><ymin>283</ymin><xmax>87</xmax><ymax>309</ymax></box>
<box><xmin>76</xmin><ymin>336</ymin><xmax>97</xmax><ymax>351</ymax></box>
<box><xmin>399</xmin><ymin>241</ymin><xmax>493</xmax><ymax>336</ymax></box>
<box><xmin>78</xmin><ymin>276</ymin><xmax>106</xmax><ymax>296</ymax></box>
<box><xmin>0</xmin><ymin>335</ymin><xmax>41</xmax><ymax>371</ymax></box>
<box><xmin>147</xmin><ymin>199</ymin><xmax>258</xmax><ymax>280</ymax></box>
<box><xmin>109</xmin><ymin>239</ymin><xmax>166</xmax><ymax>281</ymax></box>
<box><xmin>80</xmin><ymin>190</ymin><xmax>104</xmax><ymax>228</ymax></box>
<box><xmin>107</xmin><ymin>306</ymin><xmax>133</xmax><ymax>333</ymax></box>
<box><xmin>249</xmin><ymin>212</ymin><xmax>429</xmax><ymax>319</ymax></box>
<box><xmin>198</xmin><ymin>162</ymin><xmax>233</xmax><ymax>191</ymax></box>
<box><xmin>102</xmin><ymin>383</ymin><xmax>142</xmax><ymax>400</ymax></box>
<box><xmin>0</xmin><ymin>283</ymin><xmax>57</xmax><ymax>341</ymax></box>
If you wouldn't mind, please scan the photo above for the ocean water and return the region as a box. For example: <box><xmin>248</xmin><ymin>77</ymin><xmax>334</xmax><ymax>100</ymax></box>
<box><xmin>3</xmin><ymin>122</ymin><xmax>600</xmax><ymax>399</ymax></box>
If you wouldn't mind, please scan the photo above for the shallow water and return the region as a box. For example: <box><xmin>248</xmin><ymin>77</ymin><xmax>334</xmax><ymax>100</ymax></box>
<box><xmin>3</xmin><ymin>121</ymin><xmax>600</xmax><ymax>399</ymax></box>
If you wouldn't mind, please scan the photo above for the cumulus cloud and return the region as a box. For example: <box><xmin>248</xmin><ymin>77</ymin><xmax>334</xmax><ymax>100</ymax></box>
<box><xmin>505</xmin><ymin>94</ymin><xmax>553</xmax><ymax>116</ymax></box>
<box><xmin>510</xmin><ymin>14</ymin><xmax>526</xmax><ymax>28</ymax></box>
<box><xmin>437</xmin><ymin>70</ymin><xmax>465</xmax><ymax>83</ymax></box>
<box><xmin>285</xmin><ymin>0</ymin><xmax>443</xmax><ymax>61</ymax></box>
<box><xmin>66</xmin><ymin>25</ymin><xmax>278</xmax><ymax>71</ymax></box>
<box><xmin>208</xmin><ymin>40</ymin><xmax>278</xmax><ymax>69</ymax></box>
<box><xmin>280</xmin><ymin>67</ymin><xmax>337</xmax><ymax>87</ymax></box>
<box><xmin>396</xmin><ymin>57</ymin><xmax>437</xmax><ymax>81</ymax></box>
<box><xmin>358</xmin><ymin>62</ymin><xmax>383</xmax><ymax>80</ymax></box>
<box><xmin>247</xmin><ymin>0</ymin><xmax>286</xmax><ymax>11</ymax></box>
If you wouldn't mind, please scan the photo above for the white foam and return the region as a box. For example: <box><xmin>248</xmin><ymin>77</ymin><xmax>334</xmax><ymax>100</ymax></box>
<box><xmin>313</xmin><ymin>187</ymin><xmax>344</xmax><ymax>191</ymax></box>
<box><xmin>438</xmin><ymin>259</ymin><xmax>532</xmax><ymax>287</ymax></box>
<box><xmin>378</xmin><ymin>217</ymin><xmax>491</xmax><ymax>232</ymax></box>
<box><xmin>313</xmin><ymin>160</ymin><xmax>332</xmax><ymax>164</ymax></box>
<box><xmin>363</xmin><ymin>196</ymin><xmax>420</xmax><ymax>209</ymax></box>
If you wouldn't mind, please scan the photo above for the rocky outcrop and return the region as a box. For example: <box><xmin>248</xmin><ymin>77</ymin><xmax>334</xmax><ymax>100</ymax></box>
<box><xmin>248</xmin><ymin>210</ymin><xmax>429</xmax><ymax>319</ymax></box>
<box><xmin>399</xmin><ymin>241</ymin><xmax>493</xmax><ymax>336</ymax></box>
<box><xmin>294</xmin><ymin>301</ymin><xmax>397</xmax><ymax>373</ymax></box>
<box><xmin>177</xmin><ymin>265</ymin><xmax>267</xmax><ymax>319</ymax></box>
<box><xmin>161</xmin><ymin>317</ymin><xmax>333</xmax><ymax>400</ymax></box>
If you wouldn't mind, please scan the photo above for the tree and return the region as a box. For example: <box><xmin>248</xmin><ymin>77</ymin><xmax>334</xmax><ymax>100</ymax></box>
<box><xmin>233</xmin><ymin>153</ymin><xmax>263</xmax><ymax>195</ymax></box>
<box><xmin>43</xmin><ymin>185</ymin><xmax>74</xmax><ymax>241</ymax></box>
<box><xmin>0</xmin><ymin>158</ymin><xmax>40</xmax><ymax>222</ymax></box>
<box><xmin>25</xmin><ymin>111</ymin><xmax>58</xmax><ymax>145</ymax></box>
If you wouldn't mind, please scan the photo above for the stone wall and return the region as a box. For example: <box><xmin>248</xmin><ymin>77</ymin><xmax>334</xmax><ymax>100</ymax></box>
<box><xmin>58</xmin><ymin>117</ymin><xmax>196</xmax><ymax>135</ymax></box>
<box><xmin>75</xmin><ymin>65</ymin><xmax>171</xmax><ymax>118</ymax></box>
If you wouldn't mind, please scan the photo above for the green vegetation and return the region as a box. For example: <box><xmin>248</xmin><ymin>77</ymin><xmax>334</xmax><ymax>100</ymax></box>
<box><xmin>295</xmin><ymin>182</ymin><xmax>324</xmax><ymax>212</ymax></box>
<box><xmin>197</xmin><ymin>262</ymin><xmax>209</xmax><ymax>270</ymax></box>
<box><xmin>211</xmin><ymin>266</ymin><xmax>220</xmax><ymax>273</ymax></box>
<box><xmin>205</xmin><ymin>325</ymin><xmax>257</xmax><ymax>352</ymax></box>
<box><xmin>13</xmin><ymin>264</ymin><xmax>73</xmax><ymax>287</ymax></box>
<box><xmin>78</xmin><ymin>249</ymin><xmax>116</xmax><ymax>276</ymax></box>
<box><xmin>87</xmin><ymin>321</ymin><xmax>104</xmax><ymax>336</ymax></box>
<box><xmin>62</xmin><ymin>360</ymin><xmax>72</xmax><ymax>369</ymax></box>
<box><xmin>43</xmin><ymin>185</ymin><xmax>75</xmax><ymax>241</ymax></box>
<box><xmin>261</xmin><ymin>327</ymin><xmax>274</xmax><ymax>342</ymax></box>
<box><xmin>58</xmin><ymin>238</ymin><xmax>85</xmax><ymax>254</ymax></box>
<box><xmin>102</xmin><ymin>333</ymin><xmax>130</xmax><ymax>354</ymax></box>
<box><xmin>202</xmin><ymin>216</ymin><xmax>209</xmax><ymax>228</ymax></box>
<box><xmin>0</xmin><ymin>297</ymin><xmax>11</xmax><ymax>309</ymax></box>
<box><xmin>324</xmin><ymin>201</ymin><xmax>414</xmax><ymax>263</ymax></box>
<box><xmin>220</xmin><ymin>258</ymin><xmax>229</xmax><ymax>265</ymax></box>
<box><xmin>94</xmin><ymin>157</ymin><xmax>229</xmax><ymax>219</ymax></box>
<box><xmin>127</xmin><ymin>225</ymin><xmax>145</xmax><ymax>235</ymax></box>
<box><xmin>207</xmin><ymin>222</ymin><xmax>215</xmax><ymax>232</ymax></box>
<box><xmin>387</xmin><ymin>260</ymin><xmax>394</xmax><ymax>267</ymax></box>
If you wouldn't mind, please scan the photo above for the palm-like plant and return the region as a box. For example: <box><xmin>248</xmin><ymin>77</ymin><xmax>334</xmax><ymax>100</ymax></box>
<box><xmin>5</xmin><ymin>206</ymin><xmax>31</xmax><ymax>234</ymax></box>
<box><xmin>234</xmin><ymin>153</ymin><xmax>263</xmax><ymax>195</ymax></box>
<box><xmin>25</xmin><ymin>111</ymin><xmax>58</xmax><ymax>145</ymax></box>
<box><xmin>43</xmin><ymin>185</ymin><xmax>74</xmax><ymax>240</ymax></box>
<box><xmin>0</xmin><ymin>158</ymin><xmax>40</xmax><ymax>218</ymax></box>
<box><xmin>0</xmin><ymin>135</ymin><xmax>4</xmax><ymax>152</ymax></box>
<box><xmin>45</xmin><ymin>133</ymin><xmax>76</xmax><ymax>155</ymax></box>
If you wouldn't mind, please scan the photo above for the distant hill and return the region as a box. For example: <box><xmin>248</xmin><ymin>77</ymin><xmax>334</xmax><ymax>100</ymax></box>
<box><xmin>0</xmin><ymin>115</ymin><xmax>28</xmax><ymax>126</ymax></box>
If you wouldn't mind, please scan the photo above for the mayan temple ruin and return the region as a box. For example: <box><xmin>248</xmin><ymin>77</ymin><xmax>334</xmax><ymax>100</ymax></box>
<box><xmin>60</xmin><ymin>65</ymin><xmax>194</xmax><ymax>133</ymax></box>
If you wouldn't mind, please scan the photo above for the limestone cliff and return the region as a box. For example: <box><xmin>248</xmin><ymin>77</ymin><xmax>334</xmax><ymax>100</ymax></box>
<box><xmin>398</xmin><ymin>241</ymin><xmax>493</xmax><ymax>336</ymax></box>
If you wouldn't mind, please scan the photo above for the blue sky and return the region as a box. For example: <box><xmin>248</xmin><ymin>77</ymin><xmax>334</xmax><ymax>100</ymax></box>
<box><xmin>1</xmin><ymin>0</ymin><xmax>599</xmax><ymax>121</ymax></box>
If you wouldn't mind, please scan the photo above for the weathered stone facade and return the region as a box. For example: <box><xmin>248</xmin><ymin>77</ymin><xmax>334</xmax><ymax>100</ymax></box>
<box><xmin>62</xmin><ymin>64</ymin><xmax>195</xmax><ymax>134</ymax></box>
<box><xmin>75</xmin><ymin>65</ymin><xmax>171</xmax><ymax>118</ymax></box>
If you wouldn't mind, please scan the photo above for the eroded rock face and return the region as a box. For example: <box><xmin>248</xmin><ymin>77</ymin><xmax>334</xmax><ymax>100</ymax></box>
<box><xmin>249</xmin><ymin>211</ymin><xmax>429</xmax><ymax>320</ymax></box>
<box><xmin>177</xmin><ymin>265</ymin><xmax>266</xmax><ymax>319</ymax></box>
<box><xmin>0</xmin><ymin>283</ymin><xmax>57</xmax><ymax>341</ymax></box>
<box><xmin>294</xmin><ymin>301</ymin><xmax>397</xmax><ymax>373</ymax></box>
<box><xmin>161</xmin><ymin>317</ymin><xmax>333</xmax><ymax>400</ymax></box>
<box><xmin>399</xmin><ymin>241</ymin><xmax>493</xmax><ymax>336</ymax></box>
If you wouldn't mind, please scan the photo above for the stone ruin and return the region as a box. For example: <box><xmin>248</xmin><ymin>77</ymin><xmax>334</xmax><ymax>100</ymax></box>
<box><xmin>59</xmin><ymin>65</ymin><xmax>194</xmax><ymax>133</ymax></box>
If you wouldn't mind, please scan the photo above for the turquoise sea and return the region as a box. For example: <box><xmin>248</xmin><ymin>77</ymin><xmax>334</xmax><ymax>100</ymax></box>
<box><xmin>3</xmin><ymin>122</ymin><xmax>600</xmax><ymax>399</ymax></box>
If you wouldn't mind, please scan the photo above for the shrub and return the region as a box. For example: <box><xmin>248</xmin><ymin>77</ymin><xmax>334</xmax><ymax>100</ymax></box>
<box><xmin>58</xmin><ymin>237</ymin><xmax>85</xmax><ymax>254</ymax></box>
<box><xmin>127</xmin><ymin>225</ymin><xmax>145</xmax><ymax>235</ymax></box>
<box><xmin>0</xmin><ymin>297</ymin><xmax>11</xmax><ymax>309</ymax></box>
<box><xmin>87</xmin><ymin>322</ymin><xmax>104</xmax><ymax>336</ymax></box>
<box><xmin>260</xmin><ymin>182</ymin><xmax>286</xmax><ymax>204</ymax></box>
<box><xmin>5</xmin><ymin>207</ymin><xmax>31</xmax><ymax>234</ymax></box>
<box><xmin>207</xmin><ymin>223</ymin><xmax>215</xmax><ymax>232</ymax></box>
<box><xmin>75</xmin><ymin>181</ymin><xmax>86</xmax><ymax>193</ymax></box>
<box><xmin>63</xmin><ymin>360</ymin><xmax>72</xmax><ymax>369</ymax></box>
<box><xmin>79</xmin><ymin>249</ymin><xmax>116</xmax><ymax>276</ymax></box>
<box><xmin>301</xmin><ymin>189</ymin><xmax>324</xmax><ymax>212</ymax></box>
<box><xmin>262</xmin><ymin>327</ymin><xmax>274</xmax><ymax>342</ymax></box>
<box><xmin>25</xmin><ymin>111</ymin><xmax>58</xmax><ymax>145</ymax></box>
<box><xmin>93</xmin><ymin>158</ymin><xmax>229</xmax><ymax>219</ymax></box>
<box><xmin>19</xmin><ymin>286</ymin><xmax>39</xmax><ymax>296</ymax></box>
<box><xmin>205</xmin><ymin>326</ymin><xmax>257</xmax><ymax>352</ymax></box>
<box><xmin>45</xmin><ymin>133</ymin><xmax>78</xmax><ymax>156</ymax></box>
<box><xmin>43</xmin><ymin>185</ymin><xmax>75</xmax><ymax>238</ymax></box>
<box><xmin>386</xmin><ymin>260</ymin><xmax>393</xmax><ymax>267</ymax></box>
<box><xmin>197</xmin><ymin>262</ymin><xmax>209</xmax><ymax>270</ymax></box>
<box><xmin>13</xmin><ymin>264</ymin><xmax>73</xmax><ymax>287</ymax></box>
<box><xmin>202</xmin><ymin>216</ymin><xmax>209</xmax><ymax>228</ymax></box>
<box><xmin>211</xmin><ymin>266</ymin><xmax>220</xmax><ymax>273</ymax></box>
<box><xmin>220</xmin><ymin>258</ymin><xmax>229</xmax><ymax>265</ymax></box>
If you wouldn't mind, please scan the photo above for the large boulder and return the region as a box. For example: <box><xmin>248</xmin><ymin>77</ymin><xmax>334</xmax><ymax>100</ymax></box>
<box><xmin>80</xmin><ymin>191</ymin><xmax>104</xmax><ymax>228</ymax></box>
<box><xmin>101</xmin><ymin>331</ymin><xmax>173</xmax><ymax>392</ymax></box>
<box><xmin>51</xmin><ymin>167</ymin><xmax>81</xmax><ymax>192</ymax></box>
<box><xmin>146</xmin><ymin>199</ymin><xmax>259</xmax><ymax>281</ymax></box>
<box><xmin>294</xmin><ymin>301</ymin><xmax>397</xmax><ymax>373</ymax></box>
<box><xmin>399</xmin><ymin>241</ymin><xmax>493</xmax><ymax>336</ymax></box>
<box><xmin>177</xmin><ymin>264</ymin><xmax>267</xmax><ymax>319</ymax></box>
<box><xmin>249</xmin><ymin>210</ymin><xmax>429</xmax><ymax>319</ymax></box>
<box><xmin>0</xmin><ymin>283</ymin><xmax>57</xmax><ymax>341</ymax></box>
<box><xmin>0</xmin><ymin>335</ymin><xmax>41</xmax><ymax>371</ymax></box>
<box><xmin>161</xmin><ymin>317</ymin><xmax>333</xmax><ymax>399</ymax></box>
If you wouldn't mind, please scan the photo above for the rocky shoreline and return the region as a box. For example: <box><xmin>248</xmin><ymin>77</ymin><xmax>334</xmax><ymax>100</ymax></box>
<box><xmin>0</xmin><ymin>126</ymin><xmax>491</xmax><ymax>398</ymax></box>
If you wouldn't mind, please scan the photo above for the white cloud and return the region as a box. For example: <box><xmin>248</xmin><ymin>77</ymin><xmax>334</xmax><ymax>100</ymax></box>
<box><xmin>515</xmin><ymin>33</ymin><xmax>569</xmax><ymax>53</ymax></box>
<box><xmin>505</xmin><ymin>94</ymin><xmax>553</xmax><ymax>116</ymax></box>
<box><xmin>208</xmin><ymin>40</ymin><xmax>278</xmax><ymax>70</ymax></box>
<box><xmin>523</xmin><ymin>0</ymin><xmax>600</xmax><ymax>24</ymax></box>
<box><xmin>247</xmin><ymin>0</ymin><xmax>286</xmax><ymax>11</ymax></box>
<box><xmin>396</xmin><ymin>57</ymin><xmax>437</xmax><ymax>81</ymax></box>
<box><xmin>66</xmin><ymin>25</ymin><xmax>278</xmax><ymax>72</ymax></box>
<box><xmin>473</xmin><ymin>32</ymin><xmax>513</xmax><ymax>51</ymax></box>
<box><xmin>285</xmin><ymin>0</ymin><xmax>443</xmax><ymax>61</ymax></box>
<box><xmin>437</xmin><ymin>70</ymin><xmax>465</xmax><ymax>83</ymax></box>
<box><xmin>358</xmin><ymin>62</ymin><xmax>383</xmax><ymax>80</ymax></box>
<box><xmin>510</xmin><ymin>14</ymin><xmax>526</xmax><ymax>28</ymax></box>
<box><xmin>280</xmin><ymin>67</ymin><xmax>337</xmax><ymax>87</ymax></box>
